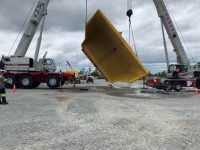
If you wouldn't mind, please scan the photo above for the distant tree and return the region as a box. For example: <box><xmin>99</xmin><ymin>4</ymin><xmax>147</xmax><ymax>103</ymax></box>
<box><xmin>148</xmin><ymin>71</ymin><xmax>167</xmax><ymax>78</ymax></box>
<box><xmin>148</xmin><ymin>71</ymin><xmax>153</xmax><ymax>76</ymax></box>
<box><xmin>91</xmin><ymin>70</ymin><xmax>99</xmax><ymax>77</ymax></box>
<box><xmin>78</xmin><ymin>68</ymin><xmax>86</xmax><ymax>75</ymax></box>
<box><xmin>91</xmin><ymin>69</ymin><xmax>104</xmax><ymax>79</ymax></box>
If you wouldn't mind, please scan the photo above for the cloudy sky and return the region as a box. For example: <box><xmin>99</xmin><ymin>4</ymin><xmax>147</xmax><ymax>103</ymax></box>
<box><xmin>0</xmin><ymin>0</ymin><xmax>200</xmax><ymax>72</ymax></box>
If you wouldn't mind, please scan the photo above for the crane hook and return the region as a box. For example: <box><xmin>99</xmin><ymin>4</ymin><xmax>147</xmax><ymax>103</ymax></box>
<box><xmin>127</xmin><ymin>0</ymin><xmax>133</xmax><ymax>18</ymax></box>
<box><xmin>126</xmin><ymin>9</ymin><xmax>133</xmax><ymax>18</ymax></box>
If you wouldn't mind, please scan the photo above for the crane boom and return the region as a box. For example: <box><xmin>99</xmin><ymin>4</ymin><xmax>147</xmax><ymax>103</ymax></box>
<box><xmin>34</xmin><ymin>16</ymin><xmax>46</xmax><ymax>61</ymax></box>
<box><xmin>153</xmin><ymin>0</ymin><xmax>190</xmax><ymax>65</ymax></box>
<box><xmin>14</xmin><ymin>0</ymin><xmax>50</xmax><ymax>57</ymax></box>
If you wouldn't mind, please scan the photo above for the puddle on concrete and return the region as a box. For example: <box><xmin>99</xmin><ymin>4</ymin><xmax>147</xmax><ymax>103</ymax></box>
<box><xmin>56</xmin><ymin>96</ymin><xmax>67</xmax><ymax>101</ymax></box>
<box><xmin>125</xmin><ymin>90</ymin><xmax>153</xmax><ymax>98</ymax></box>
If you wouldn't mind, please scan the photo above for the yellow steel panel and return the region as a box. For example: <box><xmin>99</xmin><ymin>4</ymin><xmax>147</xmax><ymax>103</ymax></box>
<box><xmin>66</xmin><ymin>70</ymin><xmax>78</xmax><ymax>78</ymax></box>
<box><xmin>82</xmin><ymin>10</ymin><xmax>148</xmax><ymax>83</ymax></box>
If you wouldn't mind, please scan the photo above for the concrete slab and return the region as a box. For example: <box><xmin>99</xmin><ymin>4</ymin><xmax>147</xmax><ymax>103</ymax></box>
<box><xmin>0</xmin><ymin>80</ymin><xmax>200</xmax><ymax>150</ymax></box>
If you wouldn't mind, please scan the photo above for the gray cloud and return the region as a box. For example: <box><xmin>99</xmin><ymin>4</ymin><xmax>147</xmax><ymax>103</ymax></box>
<box><xmin>0</xmin><ymin>0</ymin><xmax>200</xmax><ymax>72</ymax></box>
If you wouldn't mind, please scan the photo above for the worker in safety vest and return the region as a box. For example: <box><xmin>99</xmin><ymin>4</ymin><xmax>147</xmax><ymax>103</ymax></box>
<box><xmin>0</xmin><ymin>74</ymin><xmax>9</xmax><ymax>105</ymax></box>
<box><xmin>172</xmin><ymin>67</ymin><xmax>180</xmax><ymax>79</ymax></box>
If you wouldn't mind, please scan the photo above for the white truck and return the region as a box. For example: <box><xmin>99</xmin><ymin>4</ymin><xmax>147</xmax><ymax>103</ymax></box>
<box><xmin>0</xmin><ymin>0</ymin><xmax>75</xmax><ymax>89</ymax></box>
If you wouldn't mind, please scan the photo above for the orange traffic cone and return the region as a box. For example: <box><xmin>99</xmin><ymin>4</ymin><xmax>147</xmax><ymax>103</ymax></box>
<box><xmin>195</xmin><ymin>88</ymin><xmax>199</xmax><ymax>96</ymax></box>
<box><xmin>12</xmin><ymin>84</ymin><xmax>16</xmax><ymax>92</ymax></box>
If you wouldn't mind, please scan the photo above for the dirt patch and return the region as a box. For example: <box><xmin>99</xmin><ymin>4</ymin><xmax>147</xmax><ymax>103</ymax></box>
<box><xmin>55</xmin><ymin>95</ymin><xmax>70</xmax><ymax>102</ymax></box>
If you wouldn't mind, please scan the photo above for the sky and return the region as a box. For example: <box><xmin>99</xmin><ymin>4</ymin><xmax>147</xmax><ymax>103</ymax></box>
<box><xmin>0</xmin><ymin>0</ymin><xmax>200</xmax><ymax>73</ymax></box>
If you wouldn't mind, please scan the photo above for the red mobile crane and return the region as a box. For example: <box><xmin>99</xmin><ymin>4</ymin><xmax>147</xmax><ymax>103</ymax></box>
<box><xmin>147</xmin><ymin>0</ymin><xmax>200</xmax><ymax>91</ymax></box>
<box><xmin>0</xmin><ymin>0</ymin><xmax>75</xmax><ymax>89</ymax></box>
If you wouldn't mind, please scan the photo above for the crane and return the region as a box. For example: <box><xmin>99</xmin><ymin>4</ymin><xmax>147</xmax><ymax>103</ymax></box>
<box><xmin>0</xmin><ymin>0</ymin><xmax>75</xmax><ymax>89</ymax></box>
<box><xmin>1</xmin><ymin>0</ymin><xmax>54</xmax><ymax>72</ymax></box>
<box><xmin>153</xmin><ymin>0</ymin><xmax>200</xmax><ymax>79</ymax></box>
<box><xmin>14</xmin><ymin>0</ymin><xmax>50</xmax><ymax>57</ymax></box>
<box><xmin>153</xmin><ymin>0</ymin><xmax>190</xmax><ymax>66</ymax></box>
<box><xmin>148</xmin><ymin>0</ymin><xmax>200</xmax><ymax>91</ymax></box>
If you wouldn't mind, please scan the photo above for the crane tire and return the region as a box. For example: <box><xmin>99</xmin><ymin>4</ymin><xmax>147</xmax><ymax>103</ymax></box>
<box><xmin>47</xmin><ymin>75</ymin><xmax>60</xmax><ymax>89</ymax></box>
<box><xmin>19</xmin><ymin>75</ymin><xmax>34</xmax><ymax>89</ymax></box>
<box><xmin>174</xmin><ymin>83</ymin><xmax>182</xmax><ymax>92</ymax></box>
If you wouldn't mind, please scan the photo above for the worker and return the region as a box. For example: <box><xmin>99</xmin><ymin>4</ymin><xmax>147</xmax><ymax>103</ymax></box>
<box><xmin>0</xmin><ymin>61</ymin><xmax>4</xmax><ymax>70</ymax></box>
<box><xmin>172</xmin><ymin>67</ymin><xmax>180</xmax><ymax>79</ymax></box>
<box><xmin>0</xmin><ymin>74</ymin><xmax>9</xmax><ymax>105</ymax></box>
<box><xmin>43</xmin><ymin>60</ymin><xmax>47</xmax><ymax>65</ymax></box>
<box><xmin>176</xmin><ymin>67</ymin><xmax>180</xmax><ymax>73</ymax></box>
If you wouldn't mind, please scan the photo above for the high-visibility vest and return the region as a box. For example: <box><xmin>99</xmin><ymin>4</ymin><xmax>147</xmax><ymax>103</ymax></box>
<box><xmin>0</xmin><ymin>75</ymin><xmax>7</xmax><ymax>89</ymax></box>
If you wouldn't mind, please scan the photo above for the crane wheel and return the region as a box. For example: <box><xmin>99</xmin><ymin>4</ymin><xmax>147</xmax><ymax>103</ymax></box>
<box><xmin>4</xmin><ymin>75</ymin><xmax>16</xmax><ymax>89</ymax></box>
<box><xmin>174</xmin><ymin>83</ymin><xmax>182</xmax><ymax>92</ymax></box>
<box><xmin>47</xmin><ymin>75</ymin><xmax>60</xmax><ymax>89</ymax></box>
<box><xmin>19</xmin><ymin>75</ymin><xmax>34</xmax><ymax>89</ymax></box>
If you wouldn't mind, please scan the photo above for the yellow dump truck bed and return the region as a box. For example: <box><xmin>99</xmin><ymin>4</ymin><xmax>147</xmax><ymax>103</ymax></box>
<box><xmin>82</xmin><ymin>10</ymin><xmax>148</xmax><ymax>83</ymax></box>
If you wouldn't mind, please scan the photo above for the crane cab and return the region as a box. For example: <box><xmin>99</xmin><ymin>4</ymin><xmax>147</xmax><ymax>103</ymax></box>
<box><xmin>168</xmin><ymin>64</ymin><xmax>193</xmax><ymax>79</ymax></box>
<box><xmin>168</xmin><ymin>64</ymin><xmax>188</xmax><ymax>74</ymax></box>
<box><xmin>38</xmin><ymin>58</ymin><xmax>56</xmax><ymax>72</ymax></box>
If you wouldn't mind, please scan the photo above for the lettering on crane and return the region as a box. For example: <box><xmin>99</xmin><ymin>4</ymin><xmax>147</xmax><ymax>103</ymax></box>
<box><xmin>160</xmin><ymin>2</ymin><xmax>177</xmax><ymax>38</ymax></box>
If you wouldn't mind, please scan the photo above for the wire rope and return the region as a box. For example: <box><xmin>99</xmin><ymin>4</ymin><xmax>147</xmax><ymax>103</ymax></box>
<box><xmin>8</xmin><ymin>0</ymin><xmax>38</xmax><ymax>56</ymax></box>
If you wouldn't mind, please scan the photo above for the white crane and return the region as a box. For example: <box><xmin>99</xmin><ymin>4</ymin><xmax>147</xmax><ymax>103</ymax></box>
<box><xmin>0</xmin><ymin>0</ymin><xmax>75</xmax><ymax>89</ymax></box>
<box><xmin>153</xmin><ymin>0</ymin><xmax>190</xmax><ymax>65</ymax></box>
<box><xmin>153</xmin><ymin>0</ymin><xmax>200</xmax><ymax>78</ymax></box>
<box><xmin>1</xmin><ymin>0</ymin><xmax>55</xmax><ymax>72</ymax></box>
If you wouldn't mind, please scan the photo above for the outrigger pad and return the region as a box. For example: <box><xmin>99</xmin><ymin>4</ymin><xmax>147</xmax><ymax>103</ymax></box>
<box><xmin>82</xmin><ymin>10</ymin><xmax>148</xmax><ymax>83</ymax></box>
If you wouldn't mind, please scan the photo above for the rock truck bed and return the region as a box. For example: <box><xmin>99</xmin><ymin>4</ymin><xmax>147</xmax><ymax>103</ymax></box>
<box><xmin>82</xmin><ymin>10</ymin><xmax>148</xmax><ymax>83</ymax></box>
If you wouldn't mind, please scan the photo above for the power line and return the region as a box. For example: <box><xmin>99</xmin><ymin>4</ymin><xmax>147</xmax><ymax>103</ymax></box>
<box><xmin>127</xmin><ymin>0</ymin><xmax>138</xmax><ymax>57</ymax></box>
<box><xmin>129</xmin><ymin>19</ymin><xmax>138</xmax><ymax>56</ymax></box>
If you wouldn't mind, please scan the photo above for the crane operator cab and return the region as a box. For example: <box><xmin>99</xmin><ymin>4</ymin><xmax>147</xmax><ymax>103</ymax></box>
<box><xmin>39</xmin><ymin>58</ymin><xmax>56</xmax><ymax>72</ymax></box>
<box><xmin>168</xmin><ymin>64</ymin><xmax>193</xmax><ymax>79</ymax></box>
